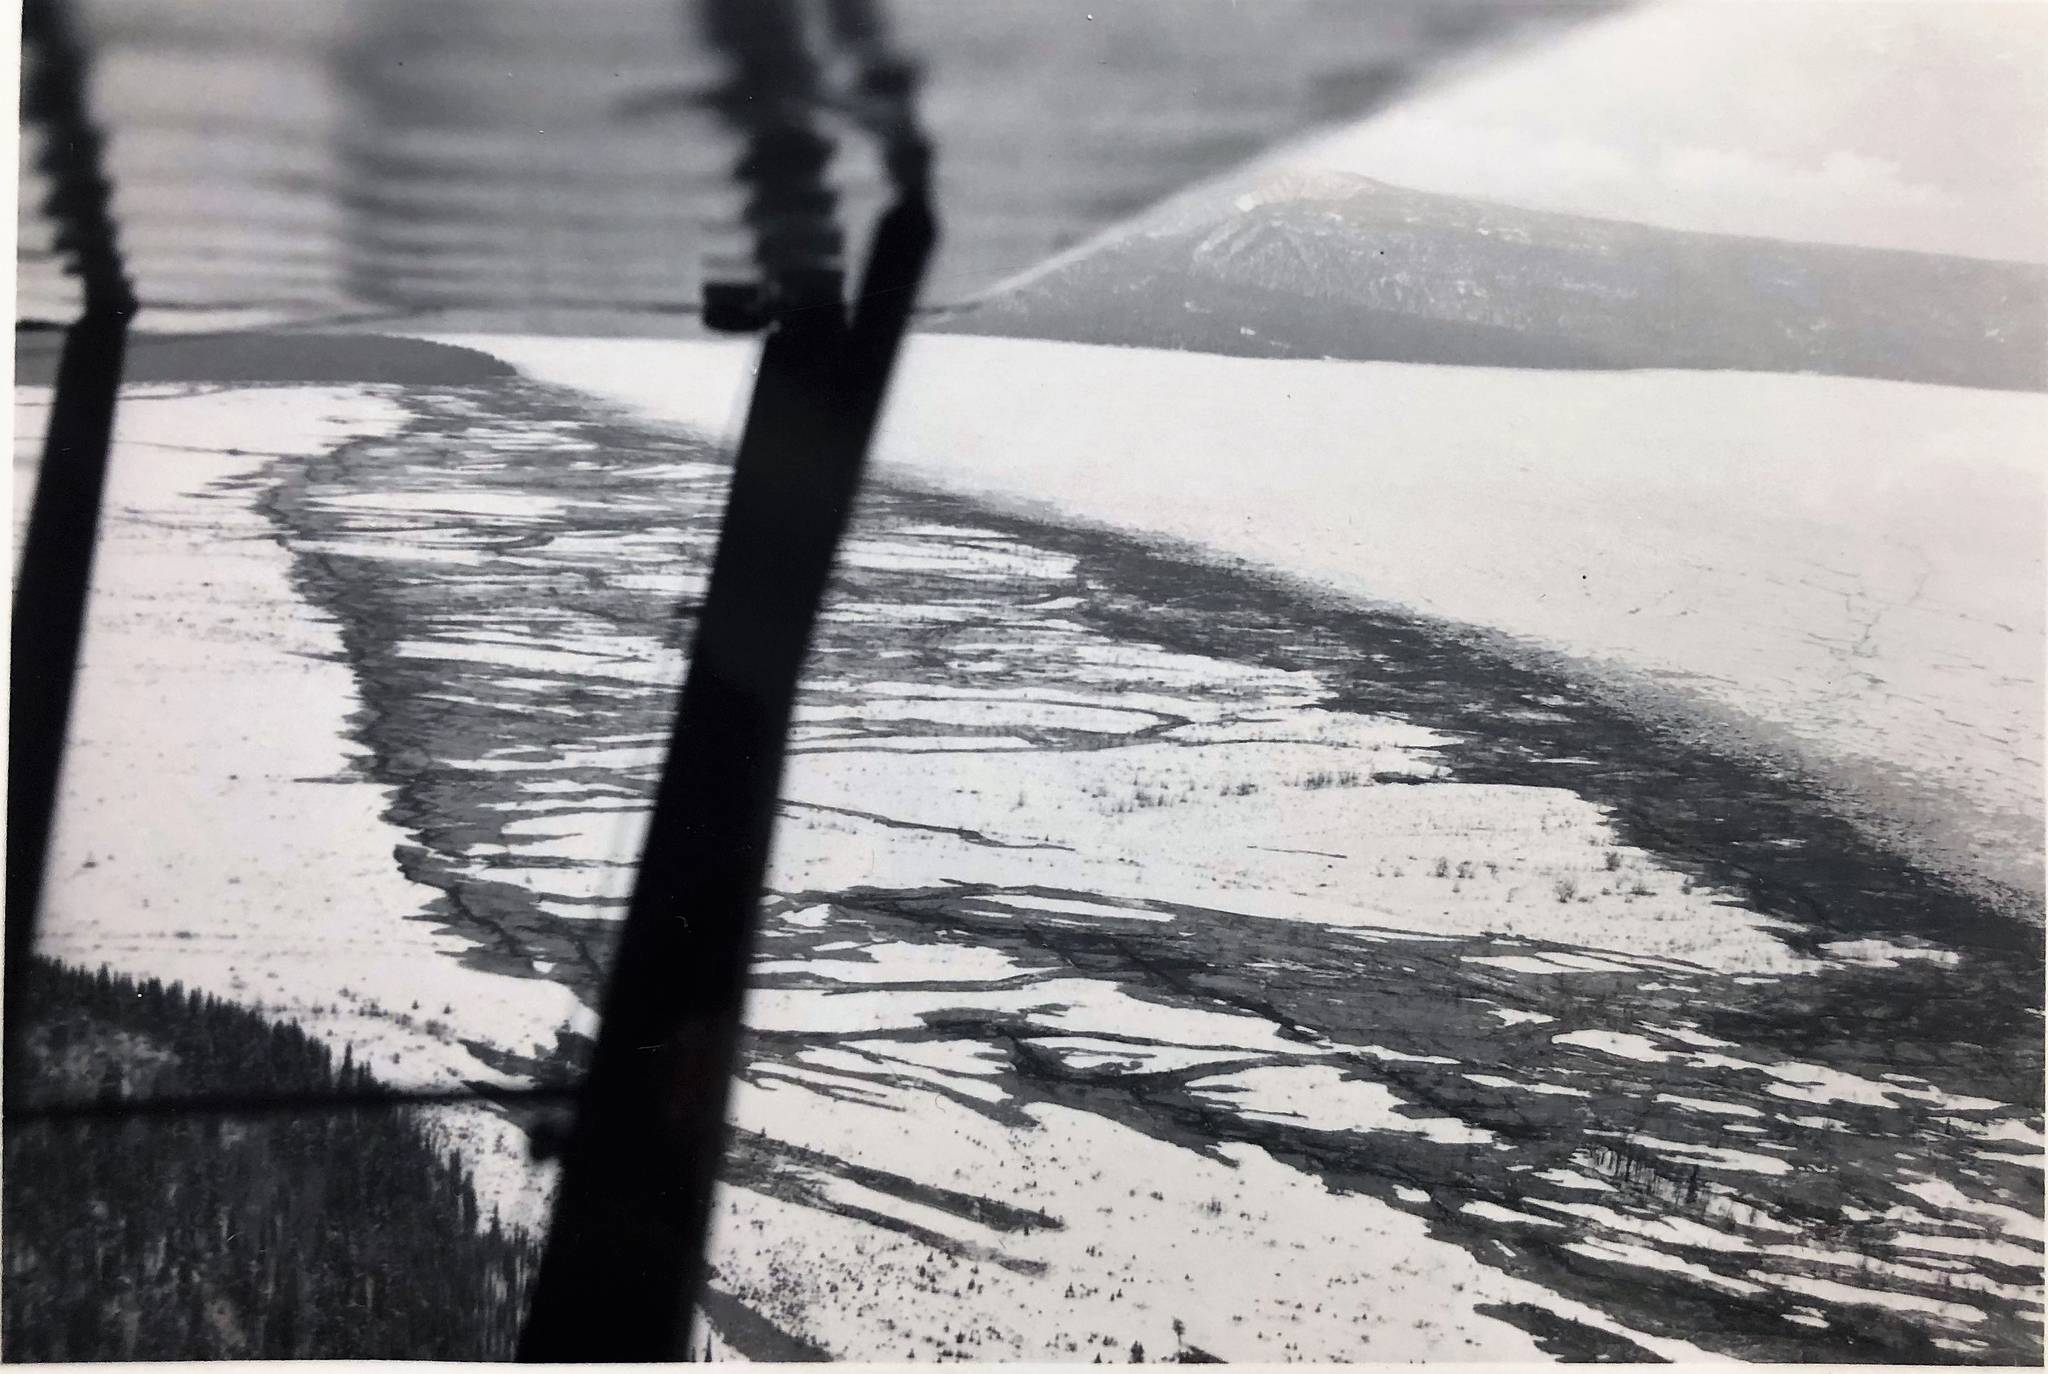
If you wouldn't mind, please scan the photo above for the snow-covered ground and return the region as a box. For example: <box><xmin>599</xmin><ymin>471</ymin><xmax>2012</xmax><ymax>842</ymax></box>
<box><xmin>15</xmin><ymin>372</ymin><xmax>2040</xmax><ymax>1361</ymax></box>
<box><xmin>247</xmin><ymin>375</ymin><xmax>2040</xmax><ymax>1360</ymax></box>
<box><xmin>445</xmin><ymin>333</ymin><xmax>2046</xmax><ymax>910</ymax></box>
<box><xmin>9</xmin><ymin>385</ymin><xmax>579</xmax><ymax>1228</ymax></box>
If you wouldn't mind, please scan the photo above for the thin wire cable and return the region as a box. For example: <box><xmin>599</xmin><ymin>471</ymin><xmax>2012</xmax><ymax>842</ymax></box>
<box><xmin>6</xmin><ymin>1081</ymin><xmax>578</xmax><ymax>1127</ymax></box>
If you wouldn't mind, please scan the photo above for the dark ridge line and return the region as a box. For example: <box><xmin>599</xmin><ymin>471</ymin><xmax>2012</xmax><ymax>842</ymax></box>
<box><xmin>785</xmin><ymin>741</ymin><xmax>1042</xmax><ymax>758</ymax></box>
<box><xmin>729</xmin><ymin>1124</ymin><xmax>1058</xmax><ymax>1236</ymax></box>
<box><xmin>695</xmin><ymin>1287</ymin><xmax>833</xmax><ymax>1363</ymax></box>
<box><xmin>779</xmin><ymin>798</ymin><xmax>1074</xmax><ymax>852</ymax></box>
<box><xmin>860</xmin><ymin>879</ymin><xmax>1721</xmax><ymax>977</ymax></box>
<box><xmin>739</xmin><ymin>1045</ymin><xmax>1043</xmax><ymax>1128</ymax></box>
<box><xmin>1471</xmin><ymin>1301</ymin><xmax>1667</xmax><ymax>1363</ymax></box>
<box><xmin>1253</xmin><ymin>843</ymin><xmax>1349</xmax><ymax>860</ymax></box>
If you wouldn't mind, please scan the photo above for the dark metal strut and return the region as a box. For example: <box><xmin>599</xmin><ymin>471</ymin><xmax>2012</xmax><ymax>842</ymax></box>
<box><xmin>515</xmin><ymin>36</ymin><xmax>936</xmax><ymax>1356</ymax></box>
<box><xmin>7</xmin><ymin>0</ymin><xmax>137</xmax><ymax>1079</ymax></box>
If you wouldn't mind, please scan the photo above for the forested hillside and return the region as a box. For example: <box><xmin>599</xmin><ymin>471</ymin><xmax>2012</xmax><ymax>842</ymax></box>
<box><xmin>2</xmin><ymin>959</ymin><xmax>539</xmax><ymax>1360</ymax></box>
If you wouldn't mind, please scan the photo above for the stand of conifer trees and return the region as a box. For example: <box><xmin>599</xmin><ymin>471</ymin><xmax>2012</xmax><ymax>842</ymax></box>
<box><xmin>3</xmin><ymin>958</ymin><xmax>540</xmax><ymax>1360</ymax></box>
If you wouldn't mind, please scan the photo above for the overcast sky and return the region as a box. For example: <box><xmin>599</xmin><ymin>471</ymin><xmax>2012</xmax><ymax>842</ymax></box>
<box><xmin>1287</xmin><ymin>0</ymin><xmax>2047</xmax><ymax>263</ymax></box>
